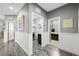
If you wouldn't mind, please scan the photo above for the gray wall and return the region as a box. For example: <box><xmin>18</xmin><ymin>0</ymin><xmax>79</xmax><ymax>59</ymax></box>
<box><xmin>28</xmin><ymin>3</ymin><xmax>48</xmax><ymax>33</ymax></box>
<box><xmin>17</xmin><ymin>3</ymin><xmax>48</xmax><ymax>33</ymax></box>
<box><xmin>78</xmin><ymin>4</ymin><xmax>79</xmax><ymax>33</ymax></box>
<box><xmin>5</xmin><ymin>15</ymin><xmax>16</xmax><ymax>21</ymax></box>
<box><xmin>16</xmin><ymin>3</ymin><xmax>48</xmax><ymax>55</ymax></box>
<box><xmin>5</xmin><ymin>15</ymin><xmax>17</xmax><ymax>31</ymax></box>
<box><xmin>48</xmin><ymin>4</ymin><xmax>78</xmax><ymax>33</ymax></box>
<box><xmin>17</xmin><ymin>4</ymin><xmax>29</xmax><ymax>32</ymax></box>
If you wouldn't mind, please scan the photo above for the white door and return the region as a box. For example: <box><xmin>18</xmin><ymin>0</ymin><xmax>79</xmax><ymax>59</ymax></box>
<box><xmin>8</xmin><ymin>22</ymin><xmax>15</xmax><ymax>41</ymax></box>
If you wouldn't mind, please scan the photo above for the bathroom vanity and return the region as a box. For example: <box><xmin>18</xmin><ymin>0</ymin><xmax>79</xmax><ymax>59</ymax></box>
<box><xmin>50</xmin><ymin>32</ymin><xmax>58</xmax><ymax>41</ymax></box>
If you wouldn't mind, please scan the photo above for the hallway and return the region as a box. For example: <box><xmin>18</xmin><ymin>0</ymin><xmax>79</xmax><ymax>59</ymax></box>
<box><xmin>0</xmin><ymin>40</ymin><xmax>76</xmax><ymax>56</ymax></box>
<box><xmin>0</xmin><ymin>3</ymin><xmax>78</xmax><ymax>56</ymax></box>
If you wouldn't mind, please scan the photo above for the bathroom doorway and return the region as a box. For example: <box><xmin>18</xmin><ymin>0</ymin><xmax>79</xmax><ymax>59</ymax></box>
<box><xmin>32</xmin><ymin>13</ymin><xmax>44</xmax><ymax>55</ymax></box>
<box><xmin>48</xmin><ymin>17</ymin><xmax>60</xmax><ymax>47</ymax></box>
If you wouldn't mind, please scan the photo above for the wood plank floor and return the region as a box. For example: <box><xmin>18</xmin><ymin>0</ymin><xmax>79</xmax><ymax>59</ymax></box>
<box><xmin>0</xmin><ymin>40</ymin><xmax>27</xmax><ymax>56</ymax></box>
<box><xmin>32</xmin><ymin>39</ymin><xmax>77</xmax><ymax>56</ymax></box>
<box><xmin>41</xmin><ymin>45</ymin><xmax>77</xmax><ymax>56</ymax></box>
<box><xmin>0</xmin><ymin>39</ymin><xmax>77</xmax><ymax>56</ymax></box>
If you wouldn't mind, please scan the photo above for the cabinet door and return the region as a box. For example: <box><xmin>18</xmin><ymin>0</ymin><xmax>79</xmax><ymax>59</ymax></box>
<box><xmin>38</xmin><ymin>34</ymin><xmax>41</xmax><ymax>45</ymax></box>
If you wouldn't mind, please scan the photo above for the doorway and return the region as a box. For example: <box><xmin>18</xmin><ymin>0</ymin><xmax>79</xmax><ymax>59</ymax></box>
<box><xmin>32</xmin><ymin>13</ymin><xmax>44</xmax><ymax>55</ymax></box>
<box><xmin>48</xmin><ymin>17</ymin><xmax>60</xmax><ymax>47</ymax></box>
<box><xmin>8</xmin><ymin>21</ymin><xmax>15</xmax><ymax>41</ymax></box>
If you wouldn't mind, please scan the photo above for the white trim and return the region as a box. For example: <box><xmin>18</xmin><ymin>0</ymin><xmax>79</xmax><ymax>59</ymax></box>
<box><xmin>48</xmin><ymin>16</ymin><xmax>60</xmax><ymax>47</ymax></box>
<box><xmin>32</xmin><ymin>12</ymin><xmax>44</xmax><ymax>33</ymax></box>
<box><xmin>8</xmin><ymin>21</ymin><xmax>16</xmax><ymax>41</ymax></box>
<box><xmin>48</xmin><ymin>16</ymin><xmax>60</xmax><ymax>34</ymax></box>
<box><xmin>31</xmin><ymin>12</ymin><xmax>44</xmax><ymax>54</ymax></box>
<box><xmin>4</xmin><ymin>21</ymin><xmax>16</xmax><ymax>42</ymax></box>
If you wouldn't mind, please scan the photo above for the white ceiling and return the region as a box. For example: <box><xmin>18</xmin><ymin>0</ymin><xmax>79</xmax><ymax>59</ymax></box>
<box><xmin>0</xmin><ymin>3</ymin><xmax>67</xmax><ymax>20</ymax></box>
<box><xmin>0</xmin><ymin>3</ymin><xmax>24</xmax><ymax>15</ymax></box>
<box><xmin>37</xmin><ymin>3</ymin><xmax>67</xmax><ymax>12</ymax></box>
<box><xmin>0</xmin><ymin>3</ymin><xmax>67</xmax><ymax>15</ymax></box>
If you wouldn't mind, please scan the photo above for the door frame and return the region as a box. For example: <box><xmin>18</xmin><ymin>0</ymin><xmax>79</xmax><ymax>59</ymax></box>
<box><xmin>48</xmin><ymin>16</ymin><xmax>60</xmax><ymax>47</ymax></box>
<box><xmin>31</xmin><ymin>12</ymin><xmax>44</xmax><ymax>53</ymax></box>
<box><xmin>8</xmin><ymin>21</ymin><xmax>16</xmax><ymax>41</ymax></box>
<box><xmin>48</xmin><ymin>16</ymin><xmax>60</xmax><ymax>34</ymax></box>
<box><xmin>32</xmin><ymin>12</ymin><xmax>44</xmax><ymax>33</ymax></box>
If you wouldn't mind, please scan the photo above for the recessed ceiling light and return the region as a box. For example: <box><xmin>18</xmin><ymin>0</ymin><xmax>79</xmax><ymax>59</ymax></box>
<box><xmin>9</xmin><ymin>7</ymin><xmax>14</xmax><ymax>10</ymax></box>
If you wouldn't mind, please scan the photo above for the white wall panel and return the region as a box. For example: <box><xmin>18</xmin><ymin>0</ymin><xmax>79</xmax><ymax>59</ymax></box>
<box><xmin>59</xmin><ymin>33</ymin><xmax>79</xmax><ymax>55</ymax></box>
